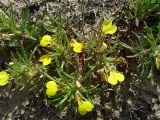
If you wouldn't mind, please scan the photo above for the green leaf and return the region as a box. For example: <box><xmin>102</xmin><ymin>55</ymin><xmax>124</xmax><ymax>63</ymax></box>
<box><xmin>119</xmin><ymin>41</ymin><xmax>135</xmax><ymax>51</ymax></box>
<box><xmin>9</xmin><ymin>3</ymin><xmax>17</xmax><ymax>33</ymax></box>
<box><xmin>20</xmin><ymin>6</ymin><xmax>30</xmax><ymax>32</ymax></box>
<box><xmin>56</xmin><ymin>91</ymin><xmax>71</xmax><ymax>108</ymax></box>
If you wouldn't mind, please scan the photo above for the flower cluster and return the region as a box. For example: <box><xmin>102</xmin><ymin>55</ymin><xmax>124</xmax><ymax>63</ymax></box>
<box><xmin>5</xmin><ymin>18</ymin><xmax>126</xmax><ymax>116</ymax></box>
<box><xmin>39</xmin><ymin>19</ymin><xmax>124</xmax><ymax>115</ymax></box>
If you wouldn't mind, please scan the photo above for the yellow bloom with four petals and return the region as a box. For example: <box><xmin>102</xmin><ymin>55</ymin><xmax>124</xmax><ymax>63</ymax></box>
<box><xmin>46</xmin><ymin>81</ymin><xmax>59</xmax><ymax>97</ymax></box>
<box><xmin>108</xmin><ymin>70</ymin><xmax>125</xmax><ymax>85</ymax></box>
<box><xmin>39</xmin><ymin>54</ymin><xmax>52</xmax><ymax>66</ymax></box>
<box><xmin>78</xmin><ymin>100</ymin><xmax>94</xmax><ymax>115</ymax></box>
<box><xmin>102</xmin><ymin>19</ymin><xmax>117</xmax><ymax>35</ymax></box>
<box><xmin>70</xmin><ymin>40</ymin><xmax>84</xmax><ymax>53</ymax></box>
<box><xmin>40</xmin><ymin>35</ymin><xmax>52</xmax><ymax>47</ymax></box>
<box><xmin>0</xmin><ymin>71</ymin><xmax>10</xmax><ymax>86</ymax></box>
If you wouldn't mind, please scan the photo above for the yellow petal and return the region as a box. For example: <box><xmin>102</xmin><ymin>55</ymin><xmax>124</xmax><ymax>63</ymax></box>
<box><xmin>102</xmin><ymin>20</ymin><xmax>112</xmax><ymax>29</ymax></box>
<box><xmin>73</xmin><ymin>47</ymin><xmax>83</xmax><ymax>53</ymax></box>
<box><xmin>46</xmin><ymin>81</ymin><xmax>57</xmax><ymax>89</ymax></box>
<box><xmin>39</xmin><ymin>54</ymin><xmax>52</xmax><ymax>66</ymax></box>
<box><xmin>0</xmin><ymin>71</ymin><xmax>9</xmax><ymax>86</ymax></box>
<box><xmin>102</xmin><ymin>20</ymin><xmax>117</xmax><ymax>35</ymax></box>
<box><xmin>78</xmin><ymin>100</ymin><xmax>93</xmax><ymax>115</ymax></box>
<box><xmin>46</xmin><ymin>81</ymin><xmax>58</xmax><ymax>97</ymax></box>
<box><xmin>156</xmin><ymin>57</ymin><xmax>160</xmax><ymax>69</ymax></box>
<box><xmin>83</xmin><ymin>101</ymin><xmax>94</xmax><ymax>112</ymax></box>
<box><xmin>114</xmin><ymin>72</ymin><xmax>125</xmax><ymax>82</ymax></box>
<box><xmin>78</xmin><ymin>104</ymin><xmax>88</xmax><ymax>115</ymax></box>
<box><xmin>46</xmin><ymin>87</ymin><xmax>57</xmax><ymax>97</ymax></box>
<box><xmin>42</xmin><ymin>58</ymin><xmax>52</xmax><ymax>66</ymax></box>
<box><xmin>39</xmin><ymin>54</ymin><xmax>50</xmax><ymax>62</ymax></box>
<box><xmin>70</xmin><ymin>40</ymin><xmax>84</xmax><ymax>53</ymax></box>
<box><xmin>104</xmin><ymin>25</ymin><xmax>117</xmax><ymax>34</ymax></box>
<box><xmin>108</xmin><ymin>75</ymin><xmax>118</xmax><ymax>85</ymax></box>
<box><xmin>40</xmin><ymin>40</ymin><xmax>48</xmax><ymax>47</ymax></box>
<box><xmin>40</xmin><ymin>35</ymin><xmax>52</xmax><ymax>47</ymax></box>
<box><xmin>0</xmin><ymin>79</ymin><xmax>8</xmax><ymax>86</ymax></box>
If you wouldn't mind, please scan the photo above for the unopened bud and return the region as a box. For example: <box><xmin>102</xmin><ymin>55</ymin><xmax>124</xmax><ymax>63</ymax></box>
<box><xmin>98</xmin><ymin>42</ymin><xmax>107</xmax><ymax>52</ymax></box>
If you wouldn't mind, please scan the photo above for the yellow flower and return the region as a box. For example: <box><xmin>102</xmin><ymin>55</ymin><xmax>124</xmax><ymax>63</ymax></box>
<box><xmin>102</xmin><ymin>19</ymin><xmax>117</xmax><ymax>35</ymax></box>
<box><xmin>70</xmin><ymin>40</ymin><xmax>84</xmax><ymax>53</ymax></box>
<box><xmin>78</xmin><ymin>100</ymin><xmax>94</xmax><ymax>115</ymax></box>
<box><xmin>156</xmin><ymin>57</ymin><xmax>160</xmax><ymax>69</ymax></box>
<box><xmin>39</xmin><ymin>54</ymin><xmax>52</xmax><ymax>66</ymax></box>
<box><xmin>40</xmin><ymin>35</ymin><xmax>52</xmax><ymax>47</ymax></box>
<box><xmin>108</xmin><ymin>70</ymin><xmax>124</xmax><ymax>85</ymax></box>
<box><xmin>46</xmin><ymin>81</ymin><xmax>58</xmax><ymax>97</ymax></box>
<box><xmin>0</xmin><ymin>71</ymin><xmax>10</xmax><ymax>86</ymax></box>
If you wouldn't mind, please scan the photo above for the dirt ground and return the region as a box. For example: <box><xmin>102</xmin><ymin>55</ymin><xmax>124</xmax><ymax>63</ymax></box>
<box><xmin>0</xmin><ymin>0</ymin><xmax>160</xmax><ymax>120</ymax></box>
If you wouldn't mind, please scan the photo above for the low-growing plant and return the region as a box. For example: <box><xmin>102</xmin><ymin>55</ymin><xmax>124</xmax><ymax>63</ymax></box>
<box><xmin>118</xmin><ymin>0</ymin><xmax>160</xmax><ymax>78</ymax></box>
<box><xmin>0</xmin><ymin>3</ymin><xmax>127</xmax><ymax>116</ymax></box>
